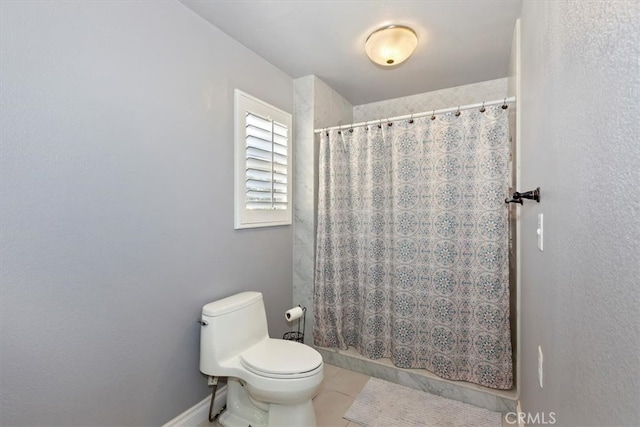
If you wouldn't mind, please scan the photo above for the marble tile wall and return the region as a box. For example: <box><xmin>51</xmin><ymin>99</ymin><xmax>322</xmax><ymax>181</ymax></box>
<box><xmin>293</xmin><ymin>76</ymin><xmax>507</xmax><ymax>347</ymax></box>
<box><xmin>292</xmin><ymin>75</ymin><xmax>315</xmax><ymax>346</ymax></box>
<box><xmin>352</xmin><ymin>78</ymin><xmax>508</xmax><ymax>123</ymax></box>
<box><xmin>293</xmin><ymin>75</ymin><xmax>352</xmax><ymax>345</ymax></box>
<box><xmin>293</xmin><ymin>75</ymin><xmax>515</xmax><ymax>412</ymax></box>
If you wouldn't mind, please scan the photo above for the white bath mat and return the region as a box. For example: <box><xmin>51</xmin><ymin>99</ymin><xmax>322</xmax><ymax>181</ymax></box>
<box><xmin>343</xmin><ymin>377</ymin><xmax>502</xmax><ymax>427</ymax></box>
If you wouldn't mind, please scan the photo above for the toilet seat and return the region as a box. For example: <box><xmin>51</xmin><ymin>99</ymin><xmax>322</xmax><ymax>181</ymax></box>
<box><xmin>240</xmin><ymin>339</ymin><xmax>323</xmax><ymax>379</ymax></box>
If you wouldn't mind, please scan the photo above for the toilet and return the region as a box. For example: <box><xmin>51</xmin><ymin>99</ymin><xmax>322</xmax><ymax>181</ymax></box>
<box><xmin>200</xmin><ymin>291</ymin><xmax>324</xmax><ymax>427</ymax></box>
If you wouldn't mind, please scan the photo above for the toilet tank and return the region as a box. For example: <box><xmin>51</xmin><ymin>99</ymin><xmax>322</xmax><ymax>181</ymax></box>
<box><xmin>200</xmin><ymin>291</ymin><xmax>269</xmax><ymax>376</ymax></box>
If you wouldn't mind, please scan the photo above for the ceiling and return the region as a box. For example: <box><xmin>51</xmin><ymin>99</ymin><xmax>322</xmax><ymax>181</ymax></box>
<box><xmin>180</xmin><ymin>0</ymin><xmax>522</xmax><ymax>105</ymax></box>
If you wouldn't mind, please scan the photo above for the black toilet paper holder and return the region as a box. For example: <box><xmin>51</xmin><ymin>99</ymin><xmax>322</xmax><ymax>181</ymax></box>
<box><xmin>283</xmin><ymin>306</ymin><xmax>306</xmax><ymax>343</ymax></box>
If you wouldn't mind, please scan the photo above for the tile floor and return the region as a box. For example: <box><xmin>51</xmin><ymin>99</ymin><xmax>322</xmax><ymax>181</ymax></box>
<box><xmin>313</xmin><ymin>363</ymin><xmax>367</xmax><ymax>427</ymax></box>
<box><xmin>199</xmin><ymin>363</ymin><xmax>509</xmax><ymax>427</ymax></box>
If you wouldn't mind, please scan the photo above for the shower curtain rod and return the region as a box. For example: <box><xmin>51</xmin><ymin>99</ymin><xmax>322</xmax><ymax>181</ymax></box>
<box><xmin>313</xmin><ymin>96</ymin><xmax>516</xmax><ymax>134</ymax></box>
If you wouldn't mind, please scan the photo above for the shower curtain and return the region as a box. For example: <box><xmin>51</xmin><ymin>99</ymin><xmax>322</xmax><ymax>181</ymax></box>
<box><xmin>314</xmin><ymin>106</ymin><xmax>513</xmax><ymax>389</ymax></box>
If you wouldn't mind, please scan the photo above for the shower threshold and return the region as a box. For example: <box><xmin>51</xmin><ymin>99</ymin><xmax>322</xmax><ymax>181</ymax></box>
<box><xmin>316</xmin><ymin>345</ymin><xmax>517</xmax><ymax>415</ymax></box>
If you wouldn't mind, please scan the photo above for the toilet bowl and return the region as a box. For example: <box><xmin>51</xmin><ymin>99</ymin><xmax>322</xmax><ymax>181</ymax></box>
<box><xmin>200</xmin><ymin>292</ymin><xmax>324</xmax><ymax>427</ymax></box>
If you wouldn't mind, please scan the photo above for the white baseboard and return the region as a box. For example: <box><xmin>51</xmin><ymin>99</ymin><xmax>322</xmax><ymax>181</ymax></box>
<box><xmin>163</xmin><ymin>384</ymin><xmax>227</xmax><ymax>427</ymax></box>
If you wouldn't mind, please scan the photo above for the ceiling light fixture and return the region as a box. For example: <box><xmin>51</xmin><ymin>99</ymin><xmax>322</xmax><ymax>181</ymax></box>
<box><xmin>365</xmin><ymin>25</ymin><xmax>418</xmax><ymax>67</ymax></box>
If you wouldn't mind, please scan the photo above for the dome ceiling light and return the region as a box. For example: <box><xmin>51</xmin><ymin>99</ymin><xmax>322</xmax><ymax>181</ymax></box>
<box><xmin>364</xmin><ymin>25</ymin><xmax>418</xmax><ymax>67</ymax></box>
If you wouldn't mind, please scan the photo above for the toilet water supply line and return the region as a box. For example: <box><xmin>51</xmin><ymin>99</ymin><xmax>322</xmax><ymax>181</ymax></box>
<box><xmin>198</xmin><ymin>316</ymin><xmax>225</xmax><ymax>422</ymax></box>
<box><xmin>207</xmin><ymin>376</ymin><xmax>224</xmax><ymax>422</ymax></box>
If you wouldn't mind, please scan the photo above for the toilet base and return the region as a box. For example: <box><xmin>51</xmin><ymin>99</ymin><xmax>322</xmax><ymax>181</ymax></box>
<box><xmin>219</xmin><ymin>378</ymin><xmax>268</xmax><ymax>427</ymax></box>
<box><xmin>219</xmin><ymin>378</ymin><xmax>317</xmax><ymax>427</ymax></box>
<box><xmin>268</xmin><ymin>401</ymin><xmax>316</xmax><ymax>427</ymax></box>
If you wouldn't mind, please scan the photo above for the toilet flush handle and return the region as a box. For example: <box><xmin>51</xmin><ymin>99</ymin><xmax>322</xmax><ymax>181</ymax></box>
<box><xmin>197</xmin><ymin>319</ymin><xmax>209</xmax><ymax>326</ymax></box>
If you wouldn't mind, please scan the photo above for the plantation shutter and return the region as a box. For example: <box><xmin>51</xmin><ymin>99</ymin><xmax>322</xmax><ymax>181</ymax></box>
<box><xmin>244</xmin><ymin>112</ymin><xmax>289</xmax><ymax>210</ymax></box>
<box><xmin>234</xmin><ymin>89</ymin><xmax>292</xmax><ymax>229</ymax></box>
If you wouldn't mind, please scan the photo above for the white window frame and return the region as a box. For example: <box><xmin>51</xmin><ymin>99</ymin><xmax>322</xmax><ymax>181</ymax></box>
<box><xmin>234</xmin><ymin>89</ymin><xmax>293</xmax><ymax>229</ymax></box>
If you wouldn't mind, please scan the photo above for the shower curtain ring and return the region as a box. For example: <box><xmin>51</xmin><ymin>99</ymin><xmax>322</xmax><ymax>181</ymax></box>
<box><xmin>387</xmin><ymin>118</ymin><xmax>392</xmax><ymax>127</ymax></box>
<box><xmin>479</xmin><ymin>102</ymin><xmax>486</xmax><ymax>113</ymax></box>
<box><xmin>502</xmin><ymin>98</ymin><xmax>509</xmax><ymax>109</ymax></box>
<box><xmin>409</xmin><ymin>113</ymin><xmax>414</xmax><ymax>124</ymax></box>
<box><xmin>455</xmin><ymin>106</ymin><xmax>461</xmax><ymax>117</ymax></box>
<box><xmin>430</xmin><ymin>110</ymin><xmax>436</xmax><ymax>121</ymax></box>
<box><xmin>378</xmin><ymin>119</ymin><xmax>382</xmax><ymax>129</ymax></box>
<box><xmin>337</xmin><ymin>125</ymin><xmax>342</xmax><ymax>135</ymax></box>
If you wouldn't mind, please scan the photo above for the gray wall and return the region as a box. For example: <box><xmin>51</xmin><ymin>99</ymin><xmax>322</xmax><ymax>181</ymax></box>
<box><xmin>0</xmin><ymin>1</ymin><xmax>293</xmax><ymax>426</ymax></box>
<box><xmin>519</xmin><ymin>1</ymin><xmax>639</xmax><ymax>425</ymax></box>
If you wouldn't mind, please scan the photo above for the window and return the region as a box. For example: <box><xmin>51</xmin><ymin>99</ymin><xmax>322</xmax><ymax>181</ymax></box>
<box><xmin>234</xmin><ymin>89</ymin><xmax>292</xmax><ymax>229</ymax></box>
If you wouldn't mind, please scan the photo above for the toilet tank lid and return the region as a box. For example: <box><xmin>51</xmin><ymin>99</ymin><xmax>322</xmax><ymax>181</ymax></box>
<box><xmin>202</xmin><ymin>292</ymin><xmax>262</xmax><ymax>317</ymax></box>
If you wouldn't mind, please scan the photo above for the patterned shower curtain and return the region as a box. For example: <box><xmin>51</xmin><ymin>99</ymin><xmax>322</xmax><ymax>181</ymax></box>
<box><xmin>314</xmin><ymin>106</ymin><xmax>513</xmax><ymax>389</ymax></box>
